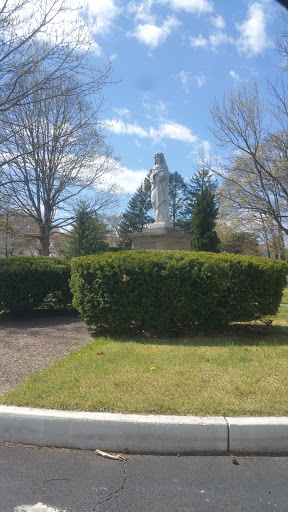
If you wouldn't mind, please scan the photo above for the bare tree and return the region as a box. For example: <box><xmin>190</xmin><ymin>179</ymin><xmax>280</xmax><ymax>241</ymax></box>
<box><xmin>0</xmin><ymin>0</ymin><xmax>109</xmax><ymax>182</ymax></box>
<box><xmin>275</xmin><ymin>7</ymin><xmax>288</xmax><ymax>70</ymax></box>
<box><xmin>100</xmin><ymin>213</ymin><xmax>123</xmax><ymax>247</ymax></box>
<box><xmin>210</xmin><ymin>79</ymin><xmax>288</xmax><ymax>240</ymax></box>
<box><xmin>208</xmin><ymin>12</ymin><xmax>288</xmax><ymax>255</ymax></box>
<box><xmin>0</xmin><ymin>0</ymin><xmax>94</xmax><ymax>114</ymax></box>
<box><xmin>0</xmin><ymin>62</ymin><xmax>118</xmax><ymax>255</ymax></box>
<box><xmin>0</xmin><ymin>207</ymin><xmax>40</xmax><ymax>257</ymax></box>
<box><xmin>217</xmin><ymin>183</ymin><xmax>287</xmax><ymax>259</ymax></box>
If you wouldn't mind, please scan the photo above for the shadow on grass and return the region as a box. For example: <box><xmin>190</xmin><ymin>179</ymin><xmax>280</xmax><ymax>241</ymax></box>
<box><xmin>89</xmin><ymin>321</ymin><xmax>288</xmax><ymax>347</ymax></box>
<box><xmin>1</xmin><ymin>308</ymin><xmax>288</xmax><ymax>347</ymax></box>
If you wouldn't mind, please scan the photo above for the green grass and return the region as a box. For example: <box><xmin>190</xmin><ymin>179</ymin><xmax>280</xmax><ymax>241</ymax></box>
<box><xmin>1</xmin><ymin>305</ymin><xmax>288</xmax><ymax>417</ymax></box>
<box><xmin>281</xmin><ymin>286</ymin><xmax>288</xmax><ymax>305</ymax></box>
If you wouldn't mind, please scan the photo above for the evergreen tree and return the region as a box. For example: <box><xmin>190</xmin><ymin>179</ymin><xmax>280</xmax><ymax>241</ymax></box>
<box><xmin>185</xmin><ymin>169</ymin><xmax>216</xmax><ymax>211</ymax></box>
<box><xmin>118</xmin><ymin>177</ymin><xmax>153</xmax><ymax>248</ymax></box>
<box><xmin>186</xmin><ymin>169</ymin><xmax>220</xmax><ymax>252</ymax></box>
<box><xmin>168</xmin><ymin>171</ymin><xmax>188</xmax><ymax>229</ymax></box>
<box><xmin>62</xmin><ymin>201</ymin><xmax>110</xmax><ymax>257</ymax></box>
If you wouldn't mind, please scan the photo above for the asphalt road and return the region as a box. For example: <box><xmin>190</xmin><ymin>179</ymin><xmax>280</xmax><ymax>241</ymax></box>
<box><xmin>1</xmin><ymin>442</ymin><xmax>288</xmax><ymax>512</ymax></box>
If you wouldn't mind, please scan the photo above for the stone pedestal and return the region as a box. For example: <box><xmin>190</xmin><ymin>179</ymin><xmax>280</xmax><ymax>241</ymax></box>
<box><xmin>129</xmin><ymin>223</ymin><xmax>193</xmax><ymax>251</ymax></box>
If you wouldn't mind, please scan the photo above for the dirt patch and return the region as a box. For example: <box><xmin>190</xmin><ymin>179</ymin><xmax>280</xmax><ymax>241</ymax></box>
<box><xmin>0</xmin><ymin>312</ymin><xmax>94</xmax><ymax>395</ymax></box>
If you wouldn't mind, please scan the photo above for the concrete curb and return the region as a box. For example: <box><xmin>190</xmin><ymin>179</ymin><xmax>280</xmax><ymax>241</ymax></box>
<box><xmin>0</xmin><ymin>406</ymin><xmax>227</xmax><ymax>454</ymax></box>
<box><xmin>0</xmin><ymin>406</ymin><xmax>287</xmax><ymax>454</ymax></box>
<box><xmin>227</xmin><ymin>417</ymin><xmax>288</xmax><ymax>454</ymax></box>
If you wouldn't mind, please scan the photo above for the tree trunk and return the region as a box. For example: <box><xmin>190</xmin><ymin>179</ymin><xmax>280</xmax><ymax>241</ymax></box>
<box><xmin>263</xmin><ymin>230</ymin><xmax>271</xmax><ymax>259</ymax></box>
<box><xmin>5</xmin><ymin>211</ymin><xmax>9</xmax><ymax>258</ymax></box>
<box><xmin>39</xmin><ymin>225</ymin><xmax>50</xmax><ymax>256</ymax></box>
<box><xmin>277</xmin><ymin>226</ymin><xmax>286</xmax><ymax>261</ymax></box>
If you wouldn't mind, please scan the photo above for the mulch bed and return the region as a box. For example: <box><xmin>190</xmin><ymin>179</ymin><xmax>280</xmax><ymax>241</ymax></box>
<box><xmin>0</xmin><ymin>312</ymin><xmax>94</xmax><ymax>395</ymax></box>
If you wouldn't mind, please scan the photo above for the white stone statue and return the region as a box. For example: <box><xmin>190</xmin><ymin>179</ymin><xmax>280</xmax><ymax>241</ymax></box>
<box><xmin>150</xmin><ymin>152</ymin><xmax>171</xmax><ymax>225</ymax></box>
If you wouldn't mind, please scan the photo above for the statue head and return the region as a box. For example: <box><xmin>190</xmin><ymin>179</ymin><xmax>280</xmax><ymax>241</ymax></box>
<box><xmin>154</xmin><ymin>152</ymin><xmax>166</xmax><ymax>165</ymax></box>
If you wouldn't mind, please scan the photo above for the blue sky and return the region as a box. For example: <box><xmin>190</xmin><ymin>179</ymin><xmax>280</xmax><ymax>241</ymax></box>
<box><xmin>79</xmin><ymin>0</ymin><xmax>285</xmax><ymax>206</ymax></box>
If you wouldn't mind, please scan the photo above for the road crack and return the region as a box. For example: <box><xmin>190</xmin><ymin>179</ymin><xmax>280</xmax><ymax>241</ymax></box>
<box><xmin>93</xmin><ymin>459</ymin><xmax>127</xmax><ymax>511</ymax></box>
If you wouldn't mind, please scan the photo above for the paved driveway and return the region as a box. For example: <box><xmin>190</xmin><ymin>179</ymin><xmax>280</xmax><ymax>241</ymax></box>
<box><xmin>1</xmin><ymin>442</ymin><xmax>288</xmax><ymax>512</ymax></box>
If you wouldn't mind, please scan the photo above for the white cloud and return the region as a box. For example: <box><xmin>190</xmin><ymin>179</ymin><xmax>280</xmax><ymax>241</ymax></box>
<box><xmin>143</xmin><ymin>99</ymin><xmax>168</xmax><ymax>118</ymax></box>
<box><xmin>190</xmin><ymin>34</ymin><xmax>208</xmax><ymax>48</ymax></box>
<box><xmin>127</xmin><ymin>0</ymin><xmax>155</xmax><ymax>23</ymax></box>
<box><xmin>230</xmin><ymin>70</ymin><xmax>240</xmax><ymax>81</ymax></box>
<box><xmin>195</xmin><ymin>72</ymin><xmax>206</xmax><ymax>87</ymax></box>
<box><xmin>87</xmin><ymin>0</ymin><xmax>121</xmax><ymax>36</ymax></box>
<box><xmin>150</xmin><ymin>121</ymin><xmax>198</xmax><ymax>144</ymax></box>
<box><xmin>106</xmin><ymin>118</ymin><xmax>198</xmax><ymax>145</ymax></box>
<box><xmin>236</xmin><ymin>2</ymin><xmax>269</xmax><ymax>56</ymax></box>
<box><xmin>178</xmin><ymin>70</ymin><xmax>193</xmax><ymax>93</ymax></box>
<box><xmin>190</xmin><ymin>4</ymin><xmax>272</xmax><ymax>56</ymax></box>
<box><xmin>114</xmin><ymin>107</ymin><xmax>130</xmax><ymax>117</ymax></box>
<box><xmin>21</xmin><ymin>0</ymin><xmax>115</xmax><ymax>56</ymax></box>
<box><xmin>24</xmin><ymin>0</ymin><xmax>99</xmax><ymax>53</ymax></box>
<box><xmin>201</xmin><ymin>140</ymin><xmax>211</xmax><ymax>158</ymax></box>
<box><xmin>128</xmin><ymin>0</ymin><xmax>213</xmax><ymax>18</ymax></box>
<box><xmin>190</xmin><ymin>30</ymin><xmax>234</xmax><ymax>50</ymax></box>
<box><xmin>99</xmin><ymin>163</ymin><xmax>148</xmax><ymax>194</ymax></box>
<box><xmin>116</xmin><ymin>167</ymin><xmax>148</xmax><ymax>193</ymax></box>
<box><xmin>129</xmin><ymin>15</ymin><xmax>180</xmax><ymax>48</ymax></box>
<box><xmin>210</xmin><ymin>14</ymin><xmax>225</xmax><ymax>29</ymax></box>
<box><xmin>209</xmin><ymin>30</ymin><xmax>232</xmax><ymax>48</ymax></box>
<box><xmin>190</xmin><ymin>30</ymin><xmax>232</xmax><ymax>50</ymax></box>
<box><xmin>108</xmin><ymin>119</ymin><xmax>149</xmax><ymax>137</ymax></box>
<box><xmin>158</xmin><ymin>0</ymin><xmax>213</xmax><ymax>14</ymax></box>
<box><xmin>89</xmin><ymin>42</ymin><xmax>103</xmax><ymax>57</ymax></box>
<box><xmin>178</xmin><ymin>70</ymin><xmax>206</xmax><ymax>90</ymax></box>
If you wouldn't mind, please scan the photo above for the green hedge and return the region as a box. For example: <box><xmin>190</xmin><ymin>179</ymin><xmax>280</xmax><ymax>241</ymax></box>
<box><xmin>70</xmin><ymin>250</ymin><xmax>288</xmax><ymax>330</ymax></box>
<box><xmin>0</xmin><ymin>256</ymin><xmax>72</xmax><ymax>313</ymax></box>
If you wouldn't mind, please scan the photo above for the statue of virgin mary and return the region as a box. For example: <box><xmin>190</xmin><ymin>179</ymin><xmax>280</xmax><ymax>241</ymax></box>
<box><xmin>149</xmin><ymin>152</ymin><xmax>171</xmax><ymax>224</ymax></box>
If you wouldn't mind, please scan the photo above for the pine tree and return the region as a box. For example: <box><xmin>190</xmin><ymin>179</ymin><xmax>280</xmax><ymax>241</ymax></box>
<box><xmin>118</xmin><ymin>177</ymin><xmax>153</xmax><ymax>248</ymax></box>
<box><xmin>62</xmin><ymin>201</ymin><xmax>110</xmax><ymax>257</ymax></box>
<box><xmin>185</xmin><ymin>169</ymin><xmax>216</xmax><ymax>211</ymax></box>
<box><xmin>186</xmin><ymin>169</ymin><xmax>220</xmax><ymax>252</ymax></box>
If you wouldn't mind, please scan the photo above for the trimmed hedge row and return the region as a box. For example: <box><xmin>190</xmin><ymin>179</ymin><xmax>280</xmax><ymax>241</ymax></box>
<box><xmin>70</xmin><ymin>250</ymin><xmax>287</xmax><ymax>330</ymax></box>
<box><xmin>0</xmin><ymin>256</ymin><xmax>72</xmax><ymax>312</ymax></box>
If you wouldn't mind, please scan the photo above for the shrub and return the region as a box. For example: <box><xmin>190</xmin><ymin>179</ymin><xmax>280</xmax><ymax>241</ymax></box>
<box><xmin>70</xmin><ymin>250</ymin><xmax>287</xmax><ymax>331</ymax></box>
<box><xmin>0</xmin><ymin>256</ymin><xmax>72</xmax><ymax>313</ymax></box>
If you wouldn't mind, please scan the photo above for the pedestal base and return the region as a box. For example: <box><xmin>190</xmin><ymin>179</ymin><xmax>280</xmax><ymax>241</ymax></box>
<box><xmin>129</xmin><ymin>225</ymin><xmax>193</xmax><ymax>251</ymax></box>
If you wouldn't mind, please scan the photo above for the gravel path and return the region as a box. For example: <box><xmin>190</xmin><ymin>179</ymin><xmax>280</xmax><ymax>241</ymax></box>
<box><xmin>0</xmin><ymin>313</ymin><xmax>94</xmax><ymax>395</ymax></box>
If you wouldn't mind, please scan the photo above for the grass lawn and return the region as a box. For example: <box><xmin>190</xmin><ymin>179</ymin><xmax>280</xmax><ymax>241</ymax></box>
<box><xmin>1</xmin><ymin>303</ymin><xmax>288</xmax><ymax>417</ymax></box>
<box><xmin>281</xmin><ymin>286</ymin><xmax>288</xmax><ymax>305</ymax></box>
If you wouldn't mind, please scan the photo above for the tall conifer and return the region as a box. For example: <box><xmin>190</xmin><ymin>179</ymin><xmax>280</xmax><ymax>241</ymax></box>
<box><xmin>186</xmin><ymin>169</ymin><xmax>220</xmax><ymax>252</ymax></box>
<box><xmin>118</xmin><ymin>177</ymin><xmax>153</xmax><ymax>248</ymax></box>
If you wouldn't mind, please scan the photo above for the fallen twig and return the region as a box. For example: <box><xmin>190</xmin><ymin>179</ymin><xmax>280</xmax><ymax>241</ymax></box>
<box><xmin>95</xmin><ymin>449</ymin><xmax>128</xmax><ymax>461</ymax></box>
